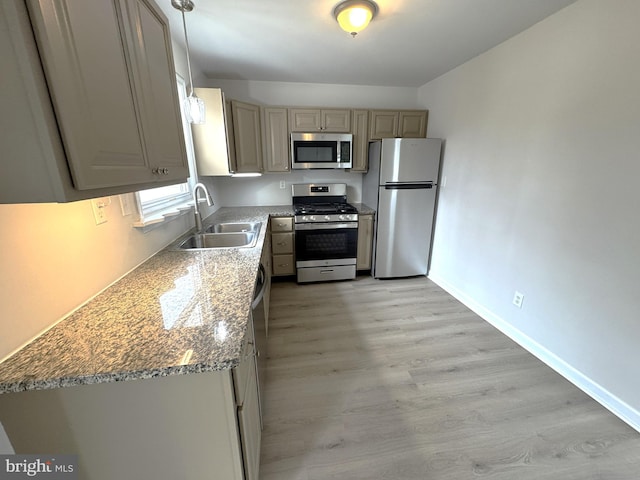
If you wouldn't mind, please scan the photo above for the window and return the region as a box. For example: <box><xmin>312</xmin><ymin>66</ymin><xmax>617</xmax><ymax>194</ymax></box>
<box><xmin>134</xmin><ymin>75</ymin><xmax>197</xmax><ymax>226</ymax></box>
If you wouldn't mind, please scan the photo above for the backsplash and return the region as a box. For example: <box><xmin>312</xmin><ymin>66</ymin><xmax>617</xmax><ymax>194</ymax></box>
<box><xmin>212</xmin><ymin>170</ymin><xmax>364</xmax><ymax>207</ymax></box>
<box><xmin>0</xmin><ymin>198</ymin><xmax>199</xmax><ymax>361</ymax></box>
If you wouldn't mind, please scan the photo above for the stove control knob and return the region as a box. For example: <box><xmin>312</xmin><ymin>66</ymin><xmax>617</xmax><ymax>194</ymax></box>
<box><xmin>338</xmin><ymin>214</ymin><xmax>346</xmax><ymax>221</ymax></box>
<box><xmin>324</xmin><ymin>215</ymin><xmax>331</xmax><ymax>221</ymax></box>
<box><xmin>309</xmin><ymin>215</ymin><xmax>316</xmax><ymax>222</ymax></box>
<box><xmin>302</xmin><ymin>215</ymin><xmax>309</xmax><ymax>222</ymax></box>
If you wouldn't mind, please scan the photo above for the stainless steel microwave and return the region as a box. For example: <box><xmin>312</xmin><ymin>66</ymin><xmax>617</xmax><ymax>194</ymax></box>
<box><xmin>290</xmin><ymin>133</ymin><xmax>353</xmax><ymax>169</ymax></box>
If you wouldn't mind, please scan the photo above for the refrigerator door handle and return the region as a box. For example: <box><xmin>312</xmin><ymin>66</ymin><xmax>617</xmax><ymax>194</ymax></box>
<box><xmin>384</xmin><ymin>182</ymin><xmax>434</xmax><ymax>190</ymax></box>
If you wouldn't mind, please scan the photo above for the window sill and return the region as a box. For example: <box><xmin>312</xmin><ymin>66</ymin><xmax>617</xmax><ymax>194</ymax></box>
<box><xmin>132</xmin><ymin>205</ymin><xmax>194</xmax><ymax>233</ymax></box>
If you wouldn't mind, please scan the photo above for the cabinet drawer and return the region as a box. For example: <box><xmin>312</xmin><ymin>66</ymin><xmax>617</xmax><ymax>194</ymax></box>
<box><xmin>272</xmin><ymin>254</ymin><xmax>295</xmax><ymax>276</ymax></box>
<box><xmin>271</xmin><ymin>233</ymin><xmax>293</xmax><ymax>254</ymax></box>
<box><xmin>270</xmin><ymin>216</ymin><xmax>293</xmax><ymax>232</ymax></box>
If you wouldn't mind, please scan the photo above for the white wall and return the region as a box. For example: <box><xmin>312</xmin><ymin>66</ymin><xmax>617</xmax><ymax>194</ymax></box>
<box><xmin>203</xmin><ymin>79</ymin><xmax>419</xmax><ymax>109</ymax></box>
<box><xmin>0</xmin><ymin>44</ymin><xmax>207</xmax><ymax>361</ymax></box>
<box><xmin>420</xmin><ymin>0</ymin><xmax>640</xmax><ymax>427</ymax></box>
<box><xmin>214</xmin><ymin>170</ymin><xmax>364</xmax><ymax>207</ymax></box>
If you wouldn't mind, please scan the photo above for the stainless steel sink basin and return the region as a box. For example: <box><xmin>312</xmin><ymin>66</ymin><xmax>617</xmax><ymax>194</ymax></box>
<box><xmin>205</xmin><ymin>222</ymin><xmax>260</xmax><ymax>234</ymax></box>
<box><xmin>178</xmin><ymin>232</ymin><xmax>256</xmax><ymax>250</ymax></box>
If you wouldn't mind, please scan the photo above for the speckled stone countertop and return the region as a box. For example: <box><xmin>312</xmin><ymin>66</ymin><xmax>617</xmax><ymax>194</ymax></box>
<box><xmin>0</xmin><ymin>206</ymin><xmax>294</xmax><ymax>394</ymax></box>
<box><xmin>351</xmin><ymin>203</ymin><xmax>376</xmax><ymax>215</ymax></box>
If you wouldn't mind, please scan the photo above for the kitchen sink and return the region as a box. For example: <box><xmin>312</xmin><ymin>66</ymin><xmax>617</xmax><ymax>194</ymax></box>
<box><xmin>205</xmin><ymin>222</ymin><xmax>261</xmax><ymax>234</ymax></box>
<box><xmin>177</xmin><ymin>232</ymin><xmax>257</xmax><ymax>250</ymax></box>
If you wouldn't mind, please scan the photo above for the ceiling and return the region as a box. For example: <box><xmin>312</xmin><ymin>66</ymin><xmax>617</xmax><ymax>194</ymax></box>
<box><xmin>157</xmin><ymin>0</ymin><xmax>578</xmax><ymax>88</ymax></box>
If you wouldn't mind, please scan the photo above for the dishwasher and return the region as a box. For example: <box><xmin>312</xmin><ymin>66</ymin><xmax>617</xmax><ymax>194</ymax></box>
<box><xmin>251</xmin><ymin>263</ymin><xmax>267</xmax><ymax>424</ymax></box>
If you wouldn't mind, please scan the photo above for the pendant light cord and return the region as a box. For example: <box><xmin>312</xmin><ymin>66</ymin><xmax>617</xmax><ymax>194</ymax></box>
<box><xmin>180</xmin><ymin>6</ymin><xmax>195</xmax><ymax>98</ymax></box>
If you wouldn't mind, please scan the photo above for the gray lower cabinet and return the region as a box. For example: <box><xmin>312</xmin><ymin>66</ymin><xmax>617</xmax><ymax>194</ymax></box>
<box><xmin>0</xmin><ymin>369</ymin><xmax>259</xmax><ymax>479</ymax></box>
<box><xmin>0</xmin><ymin>316</ymin><xmax>264</xmax><ymax>480</ymax></box>
<box><xmin>357</xmin><ymin>213</ymin><xmax>374</xmax><ymax>270</ymax></box>
<box><xmin>0</xmin><ymin>0</ymin><xmax>188</xmax><ymax>203</ymax></box>
<box><xmin>270</xmin><ymin>216</ymin><xmax>295</xmax><ymax>276</ymax></box>
<box><xmin>232</xmin><ymin>312</ymin><xmax>262</xmax><ymax>480</ymax></box>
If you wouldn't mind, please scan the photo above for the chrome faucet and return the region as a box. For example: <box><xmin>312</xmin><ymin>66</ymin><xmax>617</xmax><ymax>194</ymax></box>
<box><xmin>192</xmin><ymin>182</ymin><xmax>213</xmax><ymax>232</ymax></box>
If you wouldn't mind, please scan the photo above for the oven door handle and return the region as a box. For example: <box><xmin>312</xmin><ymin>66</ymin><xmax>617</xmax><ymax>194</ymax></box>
<box><xmin>295</xmin><ymin>222</ymin><xmax>358</xmax><ymax>231</ymax></box>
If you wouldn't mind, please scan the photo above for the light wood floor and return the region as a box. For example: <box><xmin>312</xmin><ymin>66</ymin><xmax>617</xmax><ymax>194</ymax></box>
<box><xmin>259</xmin><ymin>276</ymin><xmax>640</xmax><ymax>479</ymax></box>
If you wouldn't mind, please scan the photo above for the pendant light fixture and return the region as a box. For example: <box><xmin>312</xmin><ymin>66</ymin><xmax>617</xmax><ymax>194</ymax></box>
<box><xmin>171</xmin><ymin>0</ymin><xmax>205</xmax><ymax>124</ymax></box>
<box><xmin>333</xmin><ymin>0</ymin><xmax>378</xmax><ymax>37</ymax></box>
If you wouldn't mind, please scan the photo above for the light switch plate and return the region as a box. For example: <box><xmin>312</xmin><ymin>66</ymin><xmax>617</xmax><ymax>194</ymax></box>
<box><xmin>91</xmin><ymin>198</ymin><xmax>108</xmax><ymax>225</ymax></box>
<box><xmin>119</xmin><ymin>194</ymin><xmax>133</xmax><ymax>216</ymax></box>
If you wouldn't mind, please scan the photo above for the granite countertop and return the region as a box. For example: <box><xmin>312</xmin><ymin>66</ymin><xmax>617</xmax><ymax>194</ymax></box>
<box><xmin>351</xmin><ymin>203</ymin><xmax>376</xmax><ymax>215</ymax></box>
<box><xmin>0</xmin><ymin>203</ymin><xmax>375</xmax><ymax>395</ymax></box>
<box><xmin>0</xmin><ymin>205</ymin><xmax>293</xmax><ymax>394</ymax></box>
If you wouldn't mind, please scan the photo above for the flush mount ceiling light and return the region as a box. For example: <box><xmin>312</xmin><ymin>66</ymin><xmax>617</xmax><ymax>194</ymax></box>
<box><xmin>333</xmin><ymin>0</ymin><xmax>378</xmax><ymax>37</ymax></box>
<box><xmin>172</xmin><ymin>0</ymin><xmax>205</xmax><ymax>124</ymax></box>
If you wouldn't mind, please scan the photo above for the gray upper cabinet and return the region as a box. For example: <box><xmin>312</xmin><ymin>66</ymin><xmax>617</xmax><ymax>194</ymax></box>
<box><xmin>289</xmin><ymin>108</ymin><xmax>351</xmax><ymax>133</ymax></box>
<box><xmin>231</xmin><ymin>100</ymin><xmax>263</xmax><ymax>174</ymax></box>
<box><xmin>121</xmin><ymin>0</ymin><xmax>188</xmax><ymax>182</ymax></box>
<box><xmin>262</xmin><ymin>107</ymin><xmax>290</xmax><ymax>172</ymax></box>
<box><xmin>0</xmin><ymin>0</ymin><xmax>187</xmax><ymax>203</ymax></box>
<box><xmin>369</xmin><ymin>110</ymin><xmax>428</xmax><ymax>140</ymax></box>
<box><xmin>349</xmin><ymin>109</ymin><xmax>369</xmax><ymax>172</ymax></box>
<box><xmin>398</xmin><ymin>111</ymin><xmax>429</xmax><ymax>138</ymax></box>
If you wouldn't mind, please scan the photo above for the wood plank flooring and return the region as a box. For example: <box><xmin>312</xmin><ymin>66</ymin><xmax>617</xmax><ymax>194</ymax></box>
<box><xmin>260</xmin><ymin>276</ymin><xmax>640</xmax><ymax>480</ymax></box>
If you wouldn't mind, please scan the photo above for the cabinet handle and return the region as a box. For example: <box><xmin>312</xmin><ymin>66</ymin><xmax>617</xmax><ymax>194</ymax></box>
<box><xmin>277</xmin><ymin>242</ymin><xmax>286</xmax><ymax>246</ymax></box>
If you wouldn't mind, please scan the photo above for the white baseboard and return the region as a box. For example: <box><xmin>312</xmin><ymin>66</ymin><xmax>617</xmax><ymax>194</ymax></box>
<box><xmin>428</xmin><ymin>271</ymin><xmax>640</xmax><ymax>433</ymax></box>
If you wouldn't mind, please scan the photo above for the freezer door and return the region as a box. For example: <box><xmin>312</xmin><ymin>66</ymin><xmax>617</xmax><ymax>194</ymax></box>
<box><xmin>373</xmin><ymin>185</ymin><xmax>437</xmax><ymax>278</ymax></box>
<box><xmin>379</xmin><ymin>138</ymin><xmax>442</xmax><ymax>183</ymax></box>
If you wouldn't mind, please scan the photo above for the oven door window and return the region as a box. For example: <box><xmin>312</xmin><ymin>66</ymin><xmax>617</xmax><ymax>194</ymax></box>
<box><xmin>295</xmin><ymin>226</ymin><xmax>357</xmax><ymax>262</ymax></box>
<box><xmin>293</xmin><ymin>141</ymin><xmax>337</xmax><ymax>164</ymax></box>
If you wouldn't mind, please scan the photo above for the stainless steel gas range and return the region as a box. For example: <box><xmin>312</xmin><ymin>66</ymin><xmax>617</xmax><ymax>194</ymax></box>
<box><xmin>292</xmin><ymin>183</ymin><xmax>359</xmax><ymax>283</ymax></box>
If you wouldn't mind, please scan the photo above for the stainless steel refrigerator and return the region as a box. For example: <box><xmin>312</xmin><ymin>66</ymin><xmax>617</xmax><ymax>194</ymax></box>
<box><xmin>362</xmin><ymin>138</ymin><xmax>442</xmax><ymax>278</ymax></box>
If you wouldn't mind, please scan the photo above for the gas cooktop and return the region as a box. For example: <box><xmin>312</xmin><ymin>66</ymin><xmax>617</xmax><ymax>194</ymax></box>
<box><xmin>293</xmin><ymin>202</ymin><xmax>358</xmax><ymax>215</ymax></box>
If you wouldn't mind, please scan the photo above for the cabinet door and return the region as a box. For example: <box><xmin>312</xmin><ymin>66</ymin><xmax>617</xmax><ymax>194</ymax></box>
<box><xmin>120</xmin><ymin>0</ymin><xmax>188</xmax><ymax>183</ymax></box>
<box><xmin>322</xmin><ymin>109</ymin><xmax>351</xmax><ymax>132</ymax></box>
<box><xmin>231</xmin><ymin>100</ymin><xmax>263</xmax><ymax>173</ymax></box>
<box><xmin>369</xmin><ymin>110</ymin><xmax>399</xmax><ymax>139</ymax></box>
<box><xmin>289</xmin><ymin>108</ymin><xmax>321</xmax><ymax>132</ymax></box>
<box><xmin>262</xmin><ymin>107</ymin><xmax>290</xmax><ymax>172</ymax></box>
<box><xmin>237</xmin><ymin>360</ymin><xmax>262</xmax><ymax>480</ymax></box>
<box><xmin>27</xmin><ymin>0</ymin><xmax>154</xmax><ymax>190</ymax></box>
<box><xmin>350</xmin><ymin>109</ymin><xmax>369</xmax><ymax>172</ymax></box>
<box><xmin>225</xmin><ymin>99</ymin><xmax>238</xmax><ymax>173</ymax></box>
<box><xmin>398</xmin><ymin>111</ymin><xmax>428</xmax><ymax>138</ymax></box>
<box><xmin>357</xmin><ymin>214</ymin><xmax>374</xmax><ymax>270</ymax></box>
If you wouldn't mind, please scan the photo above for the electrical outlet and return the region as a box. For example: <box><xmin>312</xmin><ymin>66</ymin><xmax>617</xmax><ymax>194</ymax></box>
<box><xmin>513</xmin><ymin>291</ymin><xmax>524</xmax><ymax>308</ymax></box>
<box><xmin>91</xmin><ymin>199</ymin><xmax>108</xmax><ymax>225</ymax></box>
<box><xmin>279</xmin><ymin>180</ymin><xmax>286</xmax><ymax>189</ymax></box>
